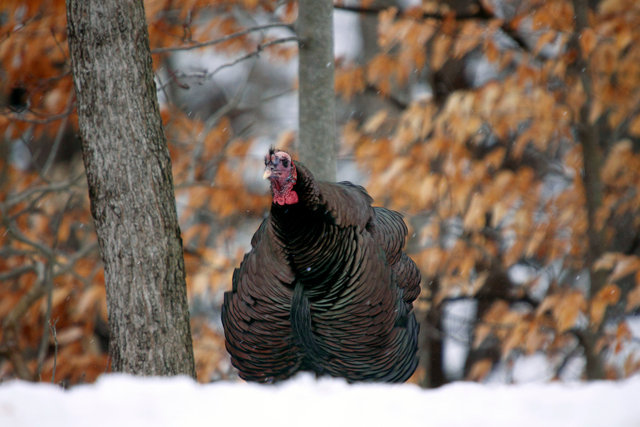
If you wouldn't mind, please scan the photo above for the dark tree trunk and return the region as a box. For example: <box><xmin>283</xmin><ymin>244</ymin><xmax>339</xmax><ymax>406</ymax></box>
<box><xmin>419</xmin><ymin>300</ymin><xmax>446</xmax><ymax>388</ymax></box>
<box><xmin>66</xmin><ymin>0</ymin><xmax>196</xmax><ymax>378</ymax></box>
<box><xmin>571</xmin><ymin>0</ymin><xmax>605</xmax><ymax>380</ymax></box>
<box><xmin>297</xmin><ymin>0</ymin><xmax>337</xmax><ymax>181</ymax></box>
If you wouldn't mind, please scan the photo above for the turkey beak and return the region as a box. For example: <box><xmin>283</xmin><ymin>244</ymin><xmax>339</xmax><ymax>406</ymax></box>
<box><xmin>263</xmin><ymin>168</ymin><xmax>272</xmax><ymax>180</ymax></box>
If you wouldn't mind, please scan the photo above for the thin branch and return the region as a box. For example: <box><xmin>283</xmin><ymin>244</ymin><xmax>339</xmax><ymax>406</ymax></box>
<box><xmin>2</xmin><ymin>173</ymin><xmax>84</xmax><ymax>208</ymax></box>
<box><xmin>42</xmin><ymin>95</ymin><xmax>75</xmax><ymax>176</ymax></box>
<box><xmin>554</xmin><ymin>341</ymin><xmax>582</xmax><ymax>379</ymax></box>
<box><xmin>0</xmin><ymin>11</ymin><xmax>44</xmax><ymax>43</ymax></box>
<box><xmin>205</xmin><ymin>37</ymin><xmax>298</xmax><ymax>78</ymax></box>
<box><xmin>334</xmin><ymin>1</ymin><xmax>530</xmax><ymax>51</ymax></box>
<box><xmin>156</xmin><ymin>37</ymin><xmax>298</xmax><ymax>94</ymax></box>
<box><xmin>3</xmin><ymin>218</ymin><xmax>55</xmax><ymax>259</ymax></box>
<box><xmin>36</xmin><ymin>262</ymin><xmax>54</xmax><ymax>380</ymax></box>
<box><xmin>53</xmin><ymin>242</ymin><xmax>99</xmax><ymax>277</ymax></box>
<box><xmin>3</xmin><ymin>263</ymin><xmax>47</xmax><ymax>331</ymax></box>
<box><xmin>49</xmin><ymin>26</ymin><xmax>69</xmax><ymax>64</ymax></box>
<box><xmin>187</xmin><ymin>61</ymin><xmax>251</xmax><ymax>183</ymax></box>
<box><xmin>5</xmin><ymin>338</ymin><xmax>34</xmax><ymax>381</ymax></box>
<box><xmin>49</xmin><ymin>319</ymin><xmax>59</xmax><ymax>384</ymax></box>
<box><xmin>36</xmin><ymin>193</ymin><xmax>70</xmax><ymax>380</ymax></box>
<box><xmin>0</xmin><ymin>265</ymin><xmax>37</xmax><ymax>281</ymax></box>
<box><xmin>333</xmin><ymin>4</ymin><xmax>384</xmax><ymax>15</ymax></box>
<box><xmin>334</xmin><ymin>3</ymin><xmax>488</xmax><ymax>20</ymax></box>
<box><xmin>610</xmin><ymin>100</ymin><xmax>640</xmax><ymax>144</ymax></box>
<box><xmin>1</xmin><ymin>262</ymin><xmax>46</xmax><ymax>381</ymax></box>
<box><xmin>0</xmin><ymin>103</ymin><xmax>75</xmax><ymax>125</ymax></box>
<box><xmin>151</xmin><ymin>23</ymin><xmax>294</xmax><ymax>54</ymax></box>
<box><xmin>364</xmin><ymin>84</ymin><xmax>408</xmax><ymax>110</ymax></box>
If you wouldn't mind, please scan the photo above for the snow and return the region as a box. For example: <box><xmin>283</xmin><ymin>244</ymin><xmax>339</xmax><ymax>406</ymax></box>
<box><xmin>1</xmin><ymin>374</ymin><xmax>639</xmax><ymax>427</ymax></box>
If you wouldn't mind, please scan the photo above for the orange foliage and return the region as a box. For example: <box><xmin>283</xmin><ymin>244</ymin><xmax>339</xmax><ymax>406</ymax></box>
<box><xmin>335</xmin><ymin>65</ymin><xmax>366</xmax><ymax>101</ymax></box>
<box><xmin>340</xmin><ymin>0</ymin><xmax>640</xmax><ymax>381</ymax></box>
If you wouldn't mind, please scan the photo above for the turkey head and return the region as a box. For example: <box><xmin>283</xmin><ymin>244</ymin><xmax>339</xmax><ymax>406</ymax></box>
<box><xmin>263</xmin><ymin>148</ymin><xmax>298</xmax><ymax>205</ymax></box>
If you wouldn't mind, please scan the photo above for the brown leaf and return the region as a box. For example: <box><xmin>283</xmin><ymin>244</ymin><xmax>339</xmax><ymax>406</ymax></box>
<box><xmin>555</xmin><ymin>292</ymin><xmax>586</xmax><ymax>333</ymax></box>
<box><xmin>609</xmin><ymin>255</ymin><xmax>640</xmax><ymax>282</ymax></box>
<box><xmin>484</xmin><ymin>39</ymin><xmax>499</xmax><ymax>63</ymax></box>
<box><xmin>431</xmin><ymin>35</ymin><xmax>451</xmax><ymax>70</ymax></box>
<box><xmin>503</xmin><ymin>318</ymin><xmax>529</xmax><ymax>356</ymax></box>
<box><xmin>377</xmin><ymin>7</ymin><xmax>399</xmax><ymax>48</ymax></box>
<box><xmin>579</xmin><ymin>28</ymin><xmax>597</xmax><ymax>58</ymax></box>
<box><xmin>614</xmin><ymin>322</ymin><xmax>632</xmax><ymax>354</ymax></box>
<box><xmin>538</xmin><ymin>292</ymin><xmax>586</xmax><ymax>333</ymax></box>
<box><xmin>72</xmin><ymin>285</ymin><xmax>106</xmax><ymax>321</ymax></box>
<box><xmin>474</xmin><ymin>301</ymin><xmax>510</xmax><ymax>347</ymax></box>
<box><xmin>363</xmin><ymin>110</ymin><xmax>388</xmax><ymax>134</ymax></box>
<box><xmin>594</xmin><ymin>252</ymin><xmax>621</xmax><ymax>271</ymax></box>
<box><xmin>56</xmin><ymin>327</ymin><xmax>85</xmax><ymax>346</ymax></box>
<box><xmin>454</xmin><ymin>22</ymin><xmax>482</xmax><ymax>58</ymax></box>
<box><xmin>590</xmin><ymin>284</ymin><xmax>621</xmax><ymax>328</ymax></box>
<box><xmin>525</xmin><ymin>319</ymin><xmax>549</xmax><ymax>355</ymax></box>
<box><xmin>335</xmin><ymin>66</ymin><xmax>365</xmax><ymax>100</ymax></box>
<box><xmin>468</xmin><ymin>359</ymin><xmax>493</xmax><ymax>381</ymax></box>
<box><xmin>535</xmin><ymin>31</ymin><xmax>557</xmax><ymax>56</ymax></box>
<box><xmin>525</xmin><ymin>227</ymin><xmax>547</xmax><ymax>258</ymax></box>
<box><xmin>629</xmin><ymin>115</ymin><xmax>640</xmax><ymax>137</ymax></box>
<box><xmin>471</xmin><ymin>271</ymin><xmax>490</xmax><ymax>295</ymax></box>
<box><xmin>626</xmin><ymin>278</ymin><xmax>640</xmax><ymax>311</ymax></box>
<box><xmin>463</xmin><ymin>193</ymin><xmax>486</xmax><ymax>231</ymax></box>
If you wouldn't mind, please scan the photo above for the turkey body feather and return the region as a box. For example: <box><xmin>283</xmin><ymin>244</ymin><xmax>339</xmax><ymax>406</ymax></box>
<box><xmin>222</xmin><ymin>158</ymin><xmax>420</xmax><ymax>383</ymax></box>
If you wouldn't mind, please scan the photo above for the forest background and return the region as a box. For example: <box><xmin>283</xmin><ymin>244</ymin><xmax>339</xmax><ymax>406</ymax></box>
<box><xmin>1</xmin><ymin>0</ymin><xmax>640</xmax><ymax>387</ymax></box>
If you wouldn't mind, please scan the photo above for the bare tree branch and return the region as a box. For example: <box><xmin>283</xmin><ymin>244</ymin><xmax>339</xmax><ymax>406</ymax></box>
<box><xmin>0</xmin><ymin>102</ymin><xmax>75</xmax><ymax>125</ymax></box>
<box><xmin>334</xmin><ymin>1</ymin><xmax>530</xmax><ymax>51</ymax></box>
<box><xmin>3</xmin><ymin>263</ymin><xmax>46</xmax><ymax>331</ymax></box>
<box><xmin>151</xmin><ymin>23</ymin><xmax>294</xmax><ymax>54</ymax></box>
<box><xmin>42</xmin><ymin>95</ymin><xmax>75</xmax><ymax>176</ymax></box>
<box><xmin>49</xmin><ymin>319</ymin><xmax>59</xmax><ymax>384</ymax></box>
<box><xmin>156</xmin><ymin>37</ymin><xmax>298</xmax><ymax>93</ymax></box>
<box><xmin>206</xmin><ymin>37</ymin><xmax>299</xmax><ymax>77</ymax></box>
<box><xmin>1</xmin><ymin>262</ymin><xmax>46</xmax><ymax>381</ymax></box>
<box><xmin>36</xmin><ymin>262</ymin><xmax>54</xmax><ymax>380</ymax></box>
<box><xmin>0</xmin><ymin>265</ymin><xmax>37</xmax><ymax>281</ymax></box>
<box><xmin>2</xmin><ymin>173</ymin><xmax>84</xmax><ymax>208</ymax></box>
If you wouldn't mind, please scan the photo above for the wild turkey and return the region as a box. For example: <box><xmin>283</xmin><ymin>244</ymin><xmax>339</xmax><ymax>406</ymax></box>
<box><xmin>221</xmin><ymin>148</ymin><xmax>421</xmax><ymax>383</ymax></box>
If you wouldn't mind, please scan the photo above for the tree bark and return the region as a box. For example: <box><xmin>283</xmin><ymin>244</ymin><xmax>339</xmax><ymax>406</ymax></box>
<box><xmin>419</xmin><ymin>296</ymin><xmax>446</xmax><ymax>388</ymax></box>
<box><xmin>297</xmin><ymin>0</ymin><xmax>337</xmax><ymax>181</ymax></box>
<box><xmin>572</xmin><ymin>0</ymin><xmax>605</xmax><ymax>380</ymax></box>
<box><xmin>66</xmin><ymin>0</ymin><xmax>196</xmax><ymax>378</ymax></box>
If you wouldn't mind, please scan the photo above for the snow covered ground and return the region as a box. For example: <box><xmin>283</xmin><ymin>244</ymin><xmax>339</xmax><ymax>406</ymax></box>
<box><xmin>1</xmin><ymin>374</ymin><xmax>639</xmax><ymax>427</ymax></box>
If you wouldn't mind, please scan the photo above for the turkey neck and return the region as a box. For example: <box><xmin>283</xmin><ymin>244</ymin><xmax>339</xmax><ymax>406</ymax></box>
<box><xmin>270</xmin><ymin>178</ymin><xmax>352</xmax><ymax>301</ymax></box>
<box><xmin>270</xmin><ymin>202</ymin><xmax>343</xmax><ymax>286</ymax></box>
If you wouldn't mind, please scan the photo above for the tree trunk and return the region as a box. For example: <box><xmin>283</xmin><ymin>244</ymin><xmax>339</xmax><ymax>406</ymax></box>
<box><xmin>297</xmin><ymin>0</ymin><xmax>337</xmax><ymax>181</ymax></box>
<box><xmin>419</xmin><ymin>298</ymin><xmax>446</xmax><ymax>388</ymax></box>
<box><xmin>572</xmin><ymin>0</ymin><xmax>605</xmax><ymax>380</ymax></box>
<box><xmin>66</xmin><ymin>0</ymin><xmax>196</xmax><ymax>378</ymax></box>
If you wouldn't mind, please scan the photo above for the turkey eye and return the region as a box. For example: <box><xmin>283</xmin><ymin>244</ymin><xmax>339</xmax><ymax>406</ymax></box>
<box><xmin>282</xmin><ymin>159</ymin><xmax>289</xmax><ymax>167</ymax></box>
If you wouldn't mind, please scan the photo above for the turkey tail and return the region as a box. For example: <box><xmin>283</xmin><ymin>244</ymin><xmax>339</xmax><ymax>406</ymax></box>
<box><xmin>291</xmin><ymin>281</ymin><xmax>327</xmax><ymax>369</ymax></box>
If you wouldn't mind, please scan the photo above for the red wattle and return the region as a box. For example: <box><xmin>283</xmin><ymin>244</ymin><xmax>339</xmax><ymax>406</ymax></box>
<box><xmin>273</xmin><ymin>190</ymin><xmax>298</xmax><ymax>205</ymax></box>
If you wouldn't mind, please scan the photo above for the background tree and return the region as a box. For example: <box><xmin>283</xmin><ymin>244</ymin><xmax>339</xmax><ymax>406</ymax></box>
<box><xmin>66</xmin><ymin>0</ymin><xmax>196</xmax><ymax>377</ymax></box>
<box><xmin>298</xmin><ymin>0</ymin><xmax>337</xmax><ymax>181</ymax></box>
